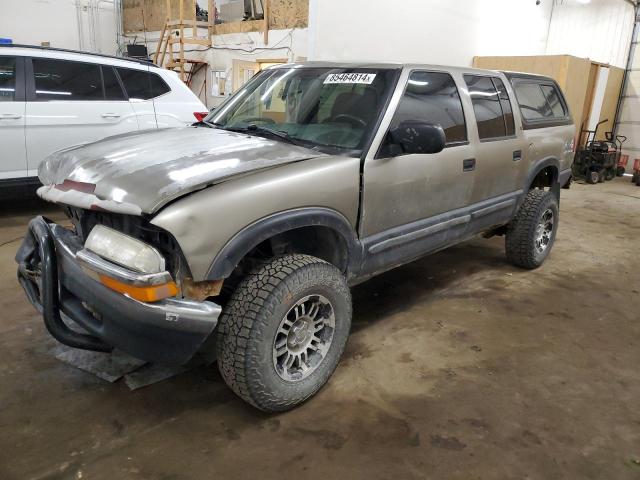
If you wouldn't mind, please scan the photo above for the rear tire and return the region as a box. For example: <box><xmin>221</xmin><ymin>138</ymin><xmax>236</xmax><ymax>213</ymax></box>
<box><xmin>505</xmin><ymin>190</ymin><xmax>559</xmax><ymax>269</ymax></box>
<box><xmin>216</xmin><ymin>254</ymin><xmax>352</xmax><ymax>412</ymax></box>
<box><xmin>617</xmin><ymin>166</ymin><xmax>626</xmax><ymax>177</ymax></box>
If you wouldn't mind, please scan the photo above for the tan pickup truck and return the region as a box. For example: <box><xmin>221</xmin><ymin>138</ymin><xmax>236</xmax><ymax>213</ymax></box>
<box><xmin>17</xmin><ymin>63</ymin><xmax>574</xmax><ymax>411</ymax></box>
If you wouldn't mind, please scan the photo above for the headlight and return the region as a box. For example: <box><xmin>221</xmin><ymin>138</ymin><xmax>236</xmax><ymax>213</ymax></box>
<box><xmin>85</xmin><ymin>225</ymin><xmax>165</xmax><ymax>274</ymax></box>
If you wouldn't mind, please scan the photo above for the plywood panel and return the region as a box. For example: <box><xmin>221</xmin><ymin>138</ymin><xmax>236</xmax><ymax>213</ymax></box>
<box><xmin>474</xmin><ymin>54</ymin><xmax>592</xmax><ymax>145</ymax></box>
<box><xmin>124</xmin><ymin>0</ymin><xmax>195</xmax><ymax>33</ymax></box>
<box><xmin>214</xmin><ymin>19</ymin><xmax>264</xmax><ymax>35</ymax></box>
<box><xmin>597</xmin><ymin>66</ymin><xmax>624</xmax><ymax>139</ymax></box>
<box><xmin>268</xmin><ymin>0</ymin><xmax>308</xmax><ymax>29</ymax></box>
<box><xmin>473</xmin><ymin>55</ymin><xmax>570</xmax><ymax>85</ymax></box>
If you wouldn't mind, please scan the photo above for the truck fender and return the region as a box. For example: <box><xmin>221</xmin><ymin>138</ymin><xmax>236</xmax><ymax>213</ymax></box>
<box><xmin>205</xmin><ymin>207</ymin><xmax>363</xmax><ymax>280</ymax></box>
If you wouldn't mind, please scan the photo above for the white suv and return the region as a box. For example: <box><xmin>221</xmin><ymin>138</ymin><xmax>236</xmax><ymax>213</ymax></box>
<box><xmin>0</xmin><ymin>45</ymin><xmax>207</xmax><ymax>191</ymax></box>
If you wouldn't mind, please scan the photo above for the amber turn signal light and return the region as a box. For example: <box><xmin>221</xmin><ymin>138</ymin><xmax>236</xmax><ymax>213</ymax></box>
<box><xmin>99</xmin><ymin>275</ymin><xmax>179</xmax><ymax>302</ymax></box>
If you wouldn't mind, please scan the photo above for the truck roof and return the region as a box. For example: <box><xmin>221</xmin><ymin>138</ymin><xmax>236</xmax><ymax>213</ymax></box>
<box><xmin>270</xmin><ymin>61</ymin><xmax>556</xmax><ymax>83</ymax></box>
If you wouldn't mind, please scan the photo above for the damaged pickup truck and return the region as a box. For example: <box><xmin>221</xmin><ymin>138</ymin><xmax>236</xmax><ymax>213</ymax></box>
<box><xmin>17</xmin><ymin>63</ymin><xmax>574</xmax><ymax>411</ymax></box>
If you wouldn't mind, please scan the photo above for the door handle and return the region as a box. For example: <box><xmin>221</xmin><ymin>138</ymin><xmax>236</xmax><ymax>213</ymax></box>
<box><xmin>101</xmin><ymin>113</ymin><xmax>121</xmax><ymax>118</ymax></box>
<box><xmin>0</xmin><ymin>113</ymin><xmax>21</xmax><ymax>120</ymax></box>
<box><xmin>463</xmin><ymin>158</ymin><xmax>476</xmax><ymax>172</ymax></box>
<box><xmin>513</xmin><ymin>150</ymin><xmax>522</xmax><ymax>161</ymax></box>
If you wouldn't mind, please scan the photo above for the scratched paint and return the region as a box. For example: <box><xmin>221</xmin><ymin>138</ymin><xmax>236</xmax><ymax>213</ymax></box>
<box><xmin>38</xmin><ymin>126</ymin><xmax>325</xmax><ymax>214</ymax></box>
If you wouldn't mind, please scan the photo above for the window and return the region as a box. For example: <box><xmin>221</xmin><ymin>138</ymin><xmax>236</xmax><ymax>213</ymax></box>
<box><xmin>116</xmin><ymin>67</ymin><xmax>170</xmax><ymax>100</ymax></box>
<box><xmin>389</xmin><ymin>71</ymin><xmax>467</xmax><ymax>145</ymax></box>
<box><xmin>0</xmin><ymin>57</ymin><xmax>16</xmax><ymax>102</ymax></box>
<box><xmin>540</xmin><ymin>84</ymin><xmax>566</xmax><ymax>117</ymax></box>
<box><xmin>464</xmin><ymin>75</ymin><xmax>514</xmax><ymax>140</ymax></box>
<box><xmin>102</xmin><ymin>66</ymin><xmax>125</xmax><ymax>100</ymax></box>
<box><xmin>211</xmin><ymin>68</ymin><xmax>399</xmax><ymax>153</ymax></box>
<box><xmin>513</xmin><ymin>82</ymin><xmax>567</xmax><ymax>121</ymax></box>
<box><xmin>33</xmin><ymin>59</ymin><xmax>103</xmax><ymax>101</ymax></box>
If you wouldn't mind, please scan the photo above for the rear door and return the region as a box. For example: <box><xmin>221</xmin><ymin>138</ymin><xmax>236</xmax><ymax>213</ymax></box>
<box><xmin>0</xmin><ymin>55</ymin><xmax>27</xmax><ymax>179</ymax></box>
<box><xmin>463</xmin><ymin>74</ymin><xmax>527</xmax><ymax>209</ymax></box>
<box><xmin>25</xmin><ymin>58</ymin><xmax>138</xmax><ymax>175</ymax></box>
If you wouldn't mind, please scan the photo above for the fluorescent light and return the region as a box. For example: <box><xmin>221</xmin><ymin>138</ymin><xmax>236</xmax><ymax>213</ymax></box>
<box><xmin>577</xmin><ymin>0</ymin><xmax>591</xmax><ymax>4</ymax></box>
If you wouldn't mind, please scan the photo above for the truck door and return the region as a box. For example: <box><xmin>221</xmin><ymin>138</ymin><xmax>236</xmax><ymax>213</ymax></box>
<box><xmin>462</xmin><ymin>74</ymin><xmax>527</xmax><ymax>208</ymax></box>
<box><xmin>361</xmin><ymin>70</ymin><xmax>474</xmax><ymax>239</ymax></box>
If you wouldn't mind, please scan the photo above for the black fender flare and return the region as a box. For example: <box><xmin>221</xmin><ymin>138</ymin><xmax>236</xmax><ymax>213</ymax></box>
<box><xmin>525</xmin><ymin>156</ymin><xmax>561</xmax><ymax>199</ymax></box>
<box><xmin>206</xmin><ymin>207</ymin><xmax>363</xmax><ymax>280</ymax></box>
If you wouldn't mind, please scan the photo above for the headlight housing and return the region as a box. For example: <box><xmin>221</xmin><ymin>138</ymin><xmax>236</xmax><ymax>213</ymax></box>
<box><xmin>85</xmin><ymin>225</ymin><xmax>165</xmax><ymax>274</ymax></box>
<box><xmin>80</xmin><ymin>225</ymin><xmax>179</xmax><ymax>302</ymax></box>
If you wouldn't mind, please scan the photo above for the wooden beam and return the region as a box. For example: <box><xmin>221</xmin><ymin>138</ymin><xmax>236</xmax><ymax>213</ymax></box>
<box><xmin>208</xmin><ymin>0</ymin><xmax>215</xmax><ymax>43</ymax></box>
<box><xmin>263</xmin><ymin>0</ymin><xmax>269</xmax><ymax>44</ymax></box>
<box><xmin>192</xmin><ymin>0</ymin><xmax>197</xmax><ymax>39</ymax></box>
<box><xmin>158</xmin><ymin>29</ymin><xmax>171</xmax><ymax>67</ymax></box>
<box><xmin>153</xmin><ymin>20</ymin><xmax>168</xmax><ymax>65</ymax></box>
<box><xmin>179</xmin><ymin>0</ymin><xmax>185</xmax><ymax>81</ymax></box>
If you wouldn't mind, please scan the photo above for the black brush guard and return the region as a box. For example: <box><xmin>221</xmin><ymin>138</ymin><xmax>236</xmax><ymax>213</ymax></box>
<box><xmin>16</xmin><ymin>216</ymin><xmax>113</xmax><ymax>352</ymax></box>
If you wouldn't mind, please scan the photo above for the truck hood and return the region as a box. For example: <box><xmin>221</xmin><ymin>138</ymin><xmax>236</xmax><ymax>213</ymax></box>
<box><xmin>37</xmin><ymin>127</ymin><xmax>325</xmax><ymax>215</ymax></box>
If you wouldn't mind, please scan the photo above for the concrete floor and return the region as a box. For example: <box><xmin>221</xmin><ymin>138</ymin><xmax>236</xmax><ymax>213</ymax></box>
<box><xmin>0</xmin><ymin>179</ymin><xmax>639</xmax><ymax>480</ymax></box>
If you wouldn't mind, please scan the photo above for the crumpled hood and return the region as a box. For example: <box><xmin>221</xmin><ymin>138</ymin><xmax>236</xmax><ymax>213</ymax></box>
<box><xmin>38</xmin><ymin>127</ymin><xmax>325</xmax><ymax>214</ymax></box>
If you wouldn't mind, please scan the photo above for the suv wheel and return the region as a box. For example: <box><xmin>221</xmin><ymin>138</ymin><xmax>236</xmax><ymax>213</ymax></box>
<box><xmin>215</xmin><ymin>254</ymin><xmax>352</xmax><ymax>412</ymax></box>
<box><xmin>505</xmin><ymin>189</ymin><xmax>559</xmax><ymax>269</ymax></box>
<box><xmin>587</xmin><ymin>170</ymin><xmax>599</xmax><ymax>184</ymax></box>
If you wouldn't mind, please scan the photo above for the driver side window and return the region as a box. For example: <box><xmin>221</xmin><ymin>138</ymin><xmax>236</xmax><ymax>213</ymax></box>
<box><xmin>379</xmin><ymin>71</ymin><xmax>467</xmax><ymax>157</ymax></box>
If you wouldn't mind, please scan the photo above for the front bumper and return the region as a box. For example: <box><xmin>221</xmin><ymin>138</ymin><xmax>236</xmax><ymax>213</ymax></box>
<box><xmin>16</xmin><ymin>216</ymin><xmax>221</xmax><ymax>365</ymax></box>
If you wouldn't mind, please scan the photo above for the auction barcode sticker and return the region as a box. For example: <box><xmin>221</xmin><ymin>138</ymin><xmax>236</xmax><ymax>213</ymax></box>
<box><xmin>323</xmin><ymin>73</ymin><xmax>377</xmax><ymax>85</ymax></box>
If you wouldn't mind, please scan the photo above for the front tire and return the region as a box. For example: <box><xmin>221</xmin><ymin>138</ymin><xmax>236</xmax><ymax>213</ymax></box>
<box><xmin>505</xmin><ymin>190</ymin><xmax>559</xmax><ymax>269</ymax></box>
<box><xmin>216</xmin><ymin>254</ymin><xmax>352</xmax><ymax>412</ymax></box>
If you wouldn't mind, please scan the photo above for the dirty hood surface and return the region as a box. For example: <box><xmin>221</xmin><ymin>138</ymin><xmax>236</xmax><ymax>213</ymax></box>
<box><xmin>38</xmin><ymin>127</ymin><xmax>325</xmax><ymax>214</ymax></box>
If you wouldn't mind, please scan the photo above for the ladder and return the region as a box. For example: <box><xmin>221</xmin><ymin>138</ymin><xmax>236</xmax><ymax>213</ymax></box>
<box><xmin>153</xmin><ymin>0</ymin><xmax>215</xmax><ymax>82</ymax></box>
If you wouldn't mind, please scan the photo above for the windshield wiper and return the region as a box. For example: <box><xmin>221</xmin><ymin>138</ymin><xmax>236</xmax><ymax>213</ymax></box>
<box><xmin>227</xmin><ymin>124</ymin><xmax>304</xmax><ymax>147</ymax></box>
<box><xmin>193</xmin><ymin>120</ymin><xmax>223</xmax><ymax>128</ymax></box>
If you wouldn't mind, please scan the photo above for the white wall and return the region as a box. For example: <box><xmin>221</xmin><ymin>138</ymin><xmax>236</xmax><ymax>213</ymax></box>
<box><xmin>546</xmin><ymin>0</ymin><xmax>635</xmax><ymax>68</ymax></box>
<box><xmin>308</xmin><ymin>0</ymin><xmax>554</xmax><ymax>66</ymax></box>
<box><xmin>126</xmin><ymin>27</ymin><xmax>308</xmax><ymax>107</ymax></box>
<box><xmin>0</xmin><ymin>0</ymin><xmax>121</xmax><ymax>55</ymax></box>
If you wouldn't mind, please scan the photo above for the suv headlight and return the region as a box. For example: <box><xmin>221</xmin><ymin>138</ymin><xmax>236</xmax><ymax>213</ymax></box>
<box><xmin>80</xmin><ymin>225</ymin><xmax>179</xmax><ymax>302</ymax></box>
<box><xmin>85</xmin><ymin>225</ymin><xmax>165</xmax><ymax>274</ymax></box>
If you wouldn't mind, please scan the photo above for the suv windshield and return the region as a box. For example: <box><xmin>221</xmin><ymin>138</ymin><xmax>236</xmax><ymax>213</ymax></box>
<box><xmin>207</xmin><ymin>67</ymin><xmax>399</xmax><ymax>155</ymax></box>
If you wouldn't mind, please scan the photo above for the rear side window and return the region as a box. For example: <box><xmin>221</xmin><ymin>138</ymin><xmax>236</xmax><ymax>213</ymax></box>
<box><xmin>540</xmin><ymin>85</ymin><xmax>566</xmax><ymax>117</ymax></box>
<box><xmin>390</xmin><ymin>71</ymin><xmax>467</xmax><ymax>145</ymax></box>
<box><xmin>463</xmin><ymin>75</ymin><xmax>515</xmax><ymax>140</ymax></box>
<box><xmin>0</xmin><ymin>57</ymin><xmax>16</xmax><ymax>101</ymax></box>
<box><xmin>513</xmin><ymin>82</ymin><xmax>567</xmax><ymax>120</ymax></box>
<box><xmin>33</xmin><ymin>59</ymin><xmax>103</xmax><ymax>100</ymax></box>
<box><xmin>102</xmin><ymin>66</ymin><xmax>126</xmax><ymax>100</ymax></box>
<box><xmin>116</xmin><ymin>67</ymin><xmax>170</xmax><ymax>100</ymax></box>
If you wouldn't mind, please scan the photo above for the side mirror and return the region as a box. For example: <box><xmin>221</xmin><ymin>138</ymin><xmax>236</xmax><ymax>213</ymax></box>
<box><xmin>389</xmin><ymin>121</ymin><xmax>446</xmax><ymax>155</ymax></box>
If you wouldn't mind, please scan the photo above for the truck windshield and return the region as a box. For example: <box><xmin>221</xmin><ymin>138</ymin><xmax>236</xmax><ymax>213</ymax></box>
<box><xmin>207</xmin><ymin>67</ymin><xmax>399</xmax><ymax>155</ymax></box>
